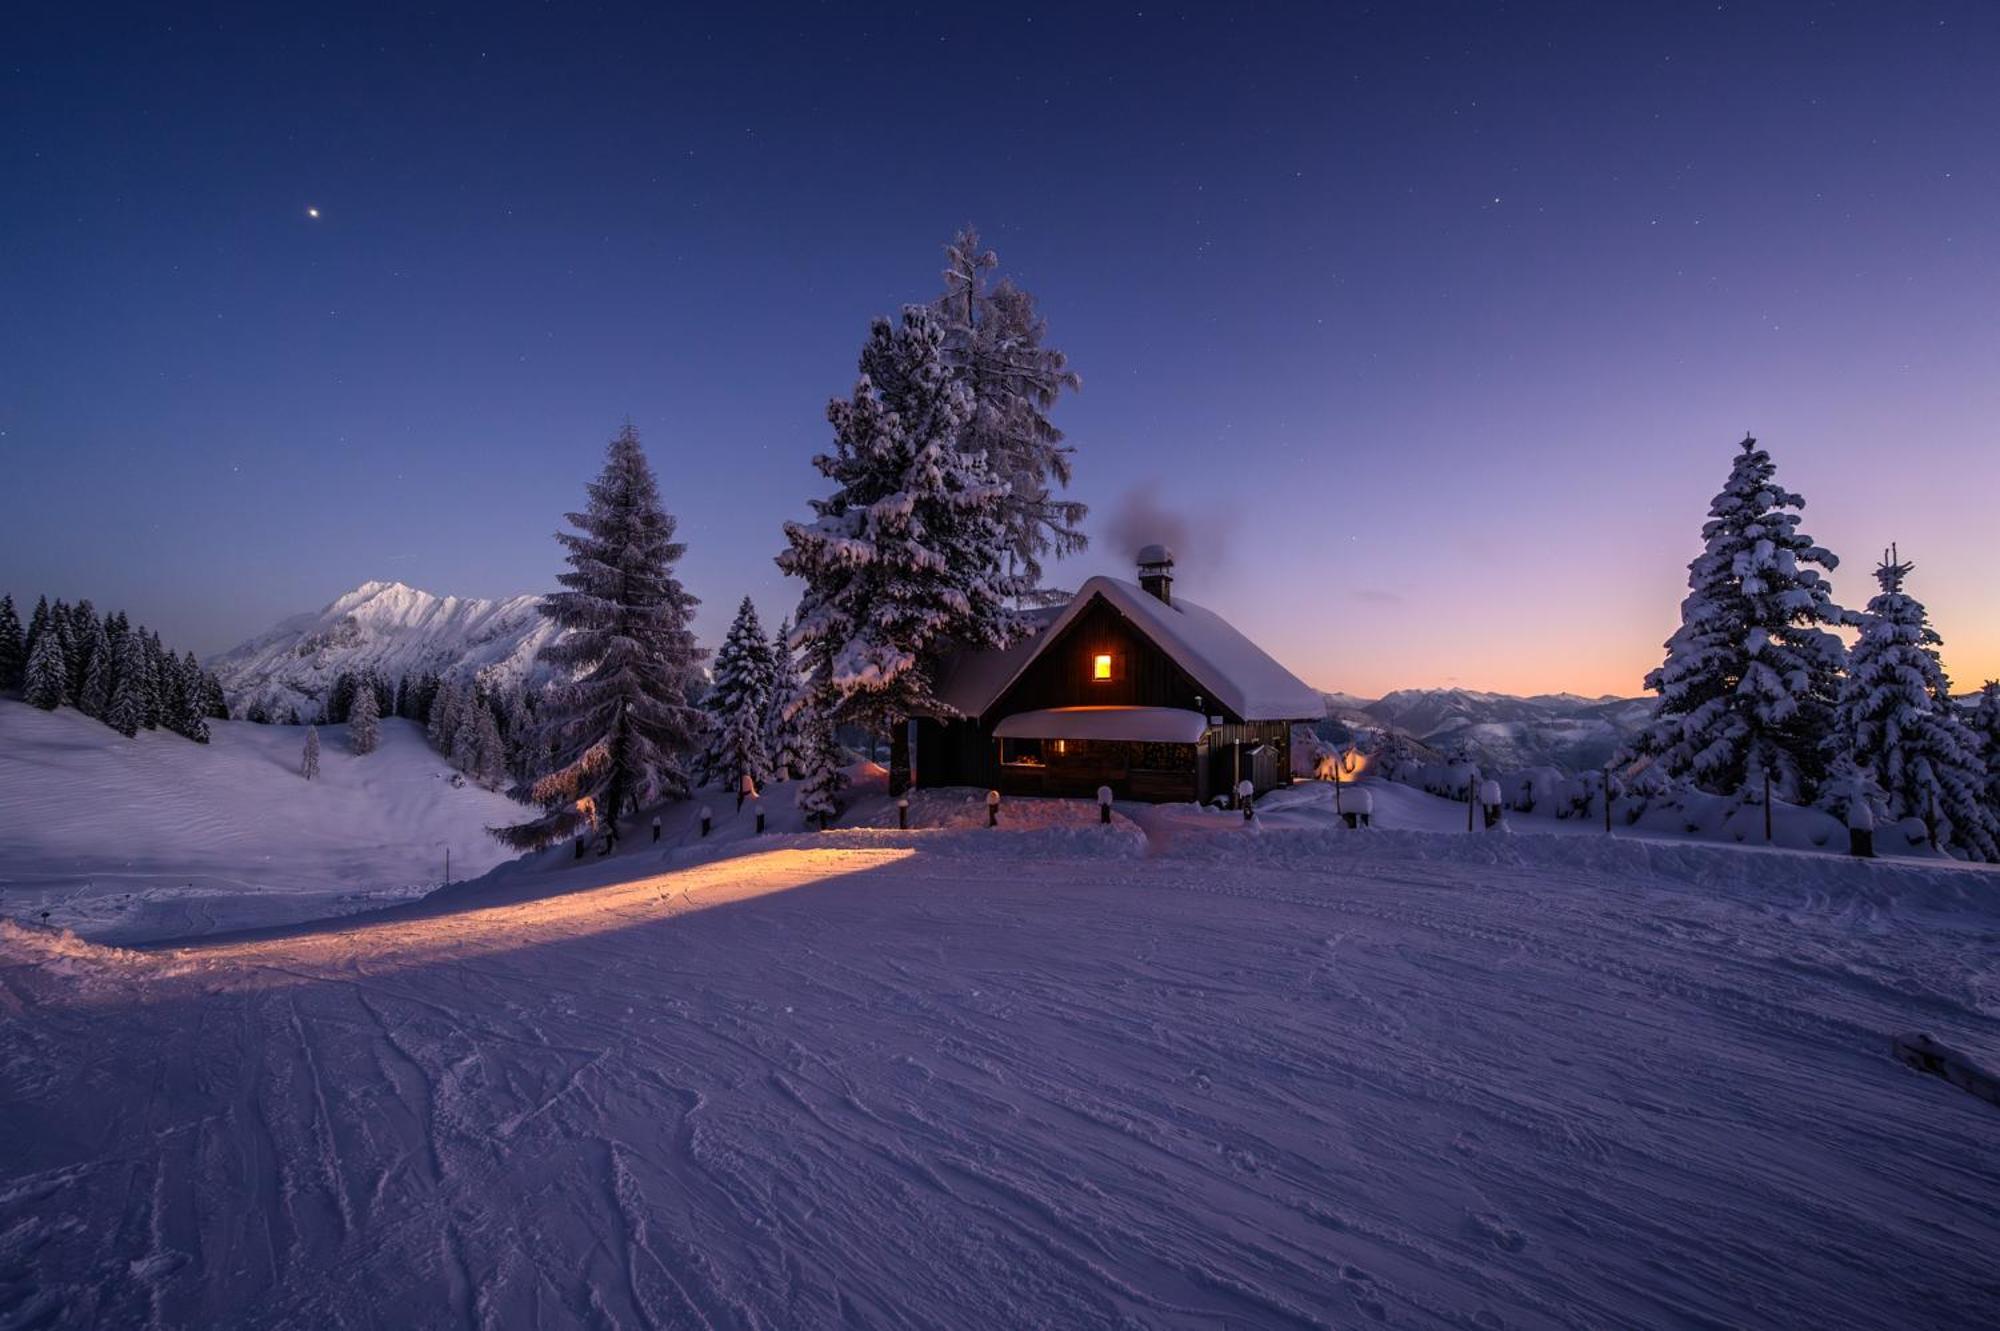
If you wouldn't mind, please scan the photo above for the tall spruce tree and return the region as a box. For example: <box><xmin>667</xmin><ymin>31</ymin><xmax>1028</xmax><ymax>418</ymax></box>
<box><xmin>173</xmin><ymin>652</ymin><xmax>212</xmax><ymax>743</ymax></box>
<box><xmin>64</xmin><ymin>600</ymin><xmax>97</xmax><ymax>703</ymax></box>
<box><xmin>1971</xmin><ymin>681</ymin><xmax>2000</xmax><ymax>814</ymax></box>
<box><xmin>103</xmin><ymin>629</ymin><xmax>149</xmax><ymax>737</ymax></box>
<box><xmin>498</xmin><ymin>425</ymin><xmax>707</xmax><ymax>850</ymax></box>
<box><xmin>348</xmin><ymin>676</ymin><xmax>381</xmax><ymax>754</ymax></box>
<box><xmin>787</xmin><ymin>648</ymin><xmax>846</xmax><ymax>828</ymax></box>
<box><xmin>0</xmin><ymin>595</ymin><xmax>23</xmax><ymax>692</ymax></box>
<box><xmin>767</xmin><ymin>617</ymin><xmax>802</xmax><ymax>780</ymax></box>
<box><xmin>77</xmin><ymin>616</ymin><xmax>114</xmax><ymax>719</ymax></box>
<box><xmin>22</xmin><ymin>619</ymin><xmax>67</xmax><ymax>710</ymax></box>
<box><xmin>1834</xmin><ymin>548</ymin><xmax>1998</xmax><ymax>861</ymax></box>
<box><xmin>1625</xmin><ymin>435</ymin><xmax>1849</xmax><ymax>802</ymax></box>
<box><xmin>778</xmin><ymin>306</ymin><xmax>1022</xmax><ymax>795</ymax></box>
<box><xmin>301</xmin><ymin>725</ymin><xmax>321</xmax><ymax>780</ymax></box>
<box><xmin>701</xmin><ymin>597</ymin><xmax>776</xmax><ymax>789</ymax></box>
<box><xmin>934</xmin><ymin>228</ymin><xmax>1085</xmax><ymax>602</ymax></box>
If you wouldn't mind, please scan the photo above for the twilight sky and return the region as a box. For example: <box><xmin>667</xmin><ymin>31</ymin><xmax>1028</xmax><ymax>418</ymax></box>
<box><xmin>4</xmin><ymin>2</ymin><xmax>1997</xmax><ymax>699</ymax></box>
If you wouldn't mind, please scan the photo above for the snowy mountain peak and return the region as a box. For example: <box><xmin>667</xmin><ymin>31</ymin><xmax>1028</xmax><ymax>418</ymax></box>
<box><xmin>209</xmin><ymin>580</ymin><xmax>559</xmax><ymax>717</ymax></box>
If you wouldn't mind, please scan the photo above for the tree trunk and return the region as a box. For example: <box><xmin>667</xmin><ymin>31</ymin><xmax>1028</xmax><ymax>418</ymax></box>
<box><xmin>889</xmin><ymin>717</ymin><xmax>911</xmax><ymax>798</ymax></box>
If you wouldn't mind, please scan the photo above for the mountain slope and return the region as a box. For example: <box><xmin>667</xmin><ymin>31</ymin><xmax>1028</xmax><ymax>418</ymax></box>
<box><xmin>0</xmin><ymin>699</ymin><xmax>528</xmax><ymax>942</ymax></box>
<box><xmin>209</xmin><ymin>580</ymin><xmax>558</xmax><ymax>717</ymax></box>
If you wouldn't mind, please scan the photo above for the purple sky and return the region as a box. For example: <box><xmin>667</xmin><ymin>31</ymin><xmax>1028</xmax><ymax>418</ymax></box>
<box><xmin>4</xmin><ymin>3</ymin><xmax>1996</xmax><ymax>698</ymax></box>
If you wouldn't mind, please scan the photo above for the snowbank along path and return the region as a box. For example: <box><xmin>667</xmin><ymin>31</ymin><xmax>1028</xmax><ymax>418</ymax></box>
<box><xmin>2</xmin><ymin>805</ymin><xmax>1997</xmax><ymax>1329</ymax></box>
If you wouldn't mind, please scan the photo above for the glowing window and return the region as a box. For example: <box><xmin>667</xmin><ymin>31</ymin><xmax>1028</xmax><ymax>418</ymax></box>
<box><xmin>1093</xmin><ymin>653</ymin><xmax>1114</xmax><ymax>681</ymax></box>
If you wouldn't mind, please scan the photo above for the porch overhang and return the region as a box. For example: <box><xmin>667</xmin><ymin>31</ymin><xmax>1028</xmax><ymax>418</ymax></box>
<box><xmin>991</xmin><ymin>706</ymin><xmax>1209</xmax><ymax>745</ymax></box>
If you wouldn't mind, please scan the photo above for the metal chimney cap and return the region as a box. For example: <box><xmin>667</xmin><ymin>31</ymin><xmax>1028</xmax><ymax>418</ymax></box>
<box><xmin>1136</xmin><ymin>543</ymin><xmax>1175</xmax><ymax>568</ymax></box>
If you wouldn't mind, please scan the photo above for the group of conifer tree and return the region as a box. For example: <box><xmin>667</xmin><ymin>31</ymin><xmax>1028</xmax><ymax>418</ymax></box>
<box><xmin>0</xmin><ymin>593</ymin><xmax>227</xmax><ymax>741</ymax></box>
<box><xmin>1625</xmin><ymin>435</ymin><xmax>2000</xmax><ymax>860</ymax></box>
<box><xmin>284</xmin><ymin>667</ymin><xmax>537</xmax><ymax>784</ymax></box>
<box><xmin>496</xmin><ymin>227</ymin><xmax>1081</xmax><ymax>848</ymax></box>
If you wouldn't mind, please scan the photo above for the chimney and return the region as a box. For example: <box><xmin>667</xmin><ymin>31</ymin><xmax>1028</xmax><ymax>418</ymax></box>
<box><xmin>1136</xmin><ymin>543</ymin><xmax>1175</xmax><ymax>606</ymax></box>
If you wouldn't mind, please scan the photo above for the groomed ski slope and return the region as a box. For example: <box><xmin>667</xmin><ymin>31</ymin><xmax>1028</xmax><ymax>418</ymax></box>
<box><xmin>0</xmin><ymin>701</ymin><xmax>529</xmax><ymax>942</ymax></box>
<box><xmin>4</xmin><ymin>790</ymin><xmax>1996</xmax><ymax>1329</ymax></box>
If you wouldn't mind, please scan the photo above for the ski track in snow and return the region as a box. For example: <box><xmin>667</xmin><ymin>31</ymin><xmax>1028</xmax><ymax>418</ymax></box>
<box><xmin>2</xmin><ymin>819</ymin><xmax>1998</xmax><ymax>1329</ymax></box>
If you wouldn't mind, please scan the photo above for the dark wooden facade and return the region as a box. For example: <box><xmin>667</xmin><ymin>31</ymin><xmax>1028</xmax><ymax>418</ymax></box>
<box><xmin>914</xmin><ymin>593</ymin><xmax>1295</xmax><ymax>804</ymax></box>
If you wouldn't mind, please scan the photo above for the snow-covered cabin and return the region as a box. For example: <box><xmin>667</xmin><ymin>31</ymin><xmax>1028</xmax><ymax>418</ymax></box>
<box><xmin>916</xmin><ymin>547</ymin><xmax>1324</xmax><ymax>802</ymax></box>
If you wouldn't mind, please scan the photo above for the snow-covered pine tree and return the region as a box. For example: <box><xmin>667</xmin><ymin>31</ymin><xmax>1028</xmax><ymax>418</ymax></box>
<box><xmin>301</xmin><ymin>725</ymin><xmax>321</xmax><ymax>780</ymax></box>
<box><xmin>427</xmin><ymin>676</ymin><xmax>465</xmax><ymax>754</ymax></box>
<box><xmin>348</xmin><ymin>675</ymin><xmax>381</xmax><ymax>754</ymax></box>
<box><xmin>777</xmin><ymin>305</ymin><xmax>1022</xmax><ymax>794</ymax></box>
<box><xmin>198</xmin><ymin>667</ymin><xmax>230</xmax><ymax>720</ymax></box>
<box><xmin>767</xmin><ymin>617</ymin><xmax>801</xmax><ymax>780</ymax></box>
<box><xmin>934</xmin><ymin>227</ymin><xmax>1085</xmax><ymax>603</ymax></box>
<box><xmin>1971</xmin><ymin>681</ymin><xmax>2000</xmax><ymax>813</ymax></box>
<box><xmin>787</xmin><ymin>652</ymin><xmax>846</xmax><ymax>828</ymax></box>
<box><xmin>78</xmin><ymin>616</ymin><xmax>113</xmax><ymax>719</ymax></box>
<box><xmin>454</xmin><ymin>695</ymin><xmax>506</xmax><ymax>785</ymax></box>
<box><xmin>498</xmin><ymin>424</ymin><xmax>707</xmax><ymax>850</ymax></box>
<box><xmin>22</xmin><ymin>618</ymin><xmax>66</xmax><ymax>710</ymax></box>
<box><xmin>174</xmin><ymin>652</ymin><xmax>211</xmax><ymax>743</ymax></box>
<box><xmin>701</xmin><ymin>596</ymin><xmax>775</xmax><ymax>789</ymax></box>
<box><xmin>0</xmin><ymin>595</ymin><xmax>23</xmax><ymax>692</ymax></box>
<box><xmin>136</xmin><ymin>630</ymin><xmax>167</xmax><ymax>730</ymax></box>
<box><xmin>1833</xmin><ymin>547</ymin><xmax>1998</xmax><ymax>861</ymax></box>
<box><xmin>103</xmin><ymin>629</ymin><xmax>149</xmax><ymax>737</ymax></box>
<box><xmin>46</xmin><ymin>600</ymin><xmax>76</xmax><ymax>706</ymax></box>
<box><xmin>1624</xmin><ymin>435</ymin><xmax>1849</xmax><ymax>802</ymax></box>
<box><xmin>23</xmin><ymin>597</ymin><xmax>51</xmax><ymax>672</ymax></box>
<box><xmin>64</xmin><ymin>600</ymin><xmax>97</xmax><ymax>704</ymax></box>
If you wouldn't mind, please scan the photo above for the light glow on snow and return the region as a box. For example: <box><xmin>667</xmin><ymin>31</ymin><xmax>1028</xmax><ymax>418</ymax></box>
<box><xmin>45</xmin><ymin>847</ymin><xmax>917</xmax><ymax>1005</ymax></box>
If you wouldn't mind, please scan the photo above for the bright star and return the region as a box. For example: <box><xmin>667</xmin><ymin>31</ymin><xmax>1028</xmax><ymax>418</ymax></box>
<box><xmin>306</xmin><ymin>206</ymin><xmax>321</xmax><ymax>219</ymax></box>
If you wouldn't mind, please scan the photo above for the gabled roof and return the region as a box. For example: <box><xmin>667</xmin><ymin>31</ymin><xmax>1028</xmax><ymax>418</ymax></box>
<box><xmin>935</xmin><ymin>576</ymin><xmax>1324</xmax><ymax>722</ymax></box>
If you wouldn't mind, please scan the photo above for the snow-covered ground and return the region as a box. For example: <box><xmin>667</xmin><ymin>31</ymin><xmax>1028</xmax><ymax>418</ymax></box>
<box><xmin>0</xmin><ymin>701</ymin><xmax>528</xmax><ymax>942</ymax></box>
<box><xmin>3</xmin><ymin>780</ymin><xmax>1996</xmax><ymax>1328</ymax></box>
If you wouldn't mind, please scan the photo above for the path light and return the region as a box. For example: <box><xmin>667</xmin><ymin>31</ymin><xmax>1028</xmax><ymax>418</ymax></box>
<box><xmin>751</xmin><ymin>796</ymin><xmax>765</xmax><ymax>835</ymax></box>
<box><xmin>699</xmin><ymin>805</ymin><xmax>712</xmax><ymax>838</ymax></box>
<box><xmin>1098</xmin><ymin>785</ymin><xmax>1113</xmax><ymax>825</ymax></box>
<box><xmin>987</xmin><ymin>789</ymin><xmax>1000</xmax><ymax>827</ymax></box>
<box><xmin>1237</xmin><ymin>779</ymin><xmax>1255</xmax><ymax>823</ymax></box>
<box><xmin>898</xmin><ymin>795</ymin><xmax>910</xmax><ymax>830</ymax></box>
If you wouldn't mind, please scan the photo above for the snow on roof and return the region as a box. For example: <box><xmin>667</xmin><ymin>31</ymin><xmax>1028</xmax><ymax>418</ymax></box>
<box><xmin>937</xmin><ymin>576</ymin><xmax>1324</xmax><ymax>722</ymax></box>
<box><xmin>993</xmin><ymin>706</ymin><xmax>1210</xmax><ymax>744</ymax></box>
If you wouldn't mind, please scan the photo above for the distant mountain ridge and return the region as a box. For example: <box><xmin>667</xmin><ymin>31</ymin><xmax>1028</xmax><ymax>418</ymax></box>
<box><xmin>1320</xmin><ymin>686</ymin><xmax>1652</xmax><ymax>773</ymax></box>
<box><xmin>209</xmin><ymin>581</ymin><xmax>559</xmax><ymax>717</ymax></box>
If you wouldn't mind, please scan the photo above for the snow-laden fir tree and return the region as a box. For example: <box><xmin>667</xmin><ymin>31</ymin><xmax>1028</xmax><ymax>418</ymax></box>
<box><xmin>103</xmin><ymin>629</ymin><xmax>149</xmax><ymax>737</ymax></box>
<box><xmin>934</xmin><ymin>227</ymin><xmax>1084</xmax><ymax>603</ymax></box>
<box><xmin>786</xmin><ymin>648</ymin><xmax>846</xmax><ymax>829</ymax></box>
<box><xmin>427</xmin><ymin>676</ymin><xmax>465</xmax><ymax>753</ymax></box>
<box><xmin>766</xmin><ymin>617</ymin><xmax>801</xmax><ymax>780</ymax></box>
<box><xmin>499</xmin><ymin>424</ymin><xmax>707</xmax><ymax>850</ymax></box>
<box><xmin>1833</xmin><ymin>547</ymin><xmax>1998</xmax><ymax>861</ymax></box>
<box><xmin>701</xmin><ymin>596</ymin><xmax>776</xmax><ymax>789</ymax></box>
<box><xmin>22</xmin><ymin>616</ymin><xmax>66</xmax><ymax>710</ymax></box>
<box><xmin>348</xmin><ymin>675</ymin><xmax>381</xmax><ymax>754</ymax></box>
<box><xmin>64</xmin><ymin>601</ymin><xmax>98</xmax><ymax>704</ymax></box>
<box><xmin>1971</xmin><ymin>681</ymin><xmax>2000</xmax><ymax>813</ymax></box>
<box><xmin>1624</xmin><ymin>435</ymin><xmax>1849</xmax><ymax>802</ymax></box>
<box><xmin>301</xmin><ymin>725</ymin><xmax>321</xmax><ymax>780</ymax></box>
<box><xmin>78</xmin><ymin>616</ymin><xmax>113</xmax><ymax>719</ymax></box>
<box><xmin>177</xmin><ymin>652</ymin><xmax>214</xmax><ymax>740</ymax></box>
<box><xmin>0</xmin><ymin>595</ymin><xmax>22</xmax><ymax>692</ymax></box>
<box><xmin>777</xmin><ymin>305</ymin><xmax>1022</xmax><ymax>794</ymax></box>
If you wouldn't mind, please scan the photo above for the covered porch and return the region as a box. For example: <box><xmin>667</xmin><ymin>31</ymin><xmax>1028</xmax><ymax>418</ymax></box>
<box><xmin>991</xmin><ymin>706</ymin><xmax>1209</xmax><ymax>803</ymax></box>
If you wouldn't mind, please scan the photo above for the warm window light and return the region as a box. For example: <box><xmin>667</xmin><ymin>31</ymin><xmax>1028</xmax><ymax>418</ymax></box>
<box><xmin>1093</xmin><ymin>653</ymin><xmax>1113</xmax><ymax>680</ymax></box>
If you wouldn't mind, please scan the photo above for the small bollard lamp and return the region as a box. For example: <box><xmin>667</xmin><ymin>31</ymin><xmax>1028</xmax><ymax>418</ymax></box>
<box><xmin>698</xmin><ymin>805</ymin><xmax>712</xmax><ymax>837</ymax></box>
<box><xmin>898</xmin><ymin>795</ymin><xmax>910</xmax><ymax>830</ymax></box>
<box><xmin>986</xmin><ymin>788</ymin><xmax>1001</xmax><ymax>827</ymax></box>
<box><xmin>1097</xmin><ymin>785</ymin><xmax>1113</xmax><ymax>824</ymax></box>
<box><xmin>1237</xmin><ymin>779</ymin><xmax>1255</xmax><ymax>822</ymax></box>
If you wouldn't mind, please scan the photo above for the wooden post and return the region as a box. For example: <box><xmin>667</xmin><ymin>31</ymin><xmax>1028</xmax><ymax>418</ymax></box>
<box><xmin>755</xmin><ymin>807</ymin><xmax>766</xmax><ymax>834</ymax></box>
<box><xmin>1763</xmin><ymin>770</ymin><xmax>1773</xmax><ymax>844</ymax></box>
<box><xmin>443</xmin><ymin>846</ymin><xmax>450</xmax><ymax>886</ymax></box>
<box><xmin>897</xmin><ymin>797</ymin><xmax>909</xmax><ymax>830</ymax></box>
<box><xmin>1467</xmin><ymin>779</ymin><xmax>1476</xmax><ymax>832</ymax></box>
